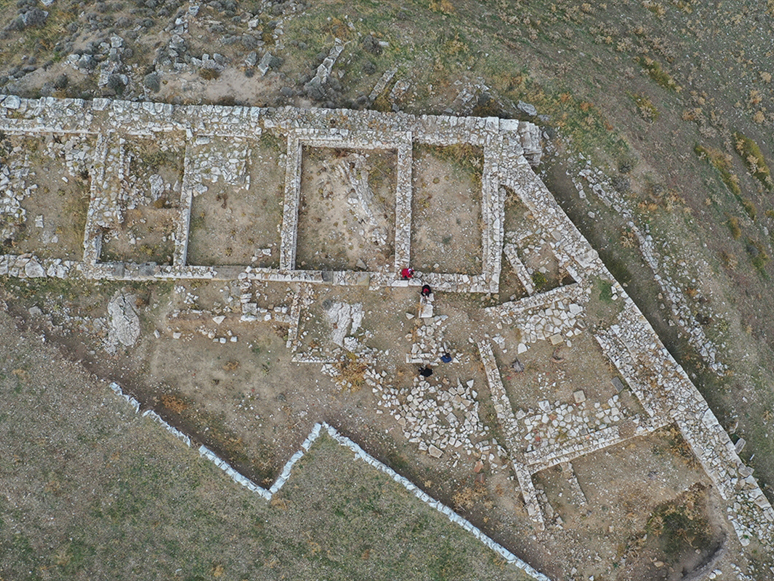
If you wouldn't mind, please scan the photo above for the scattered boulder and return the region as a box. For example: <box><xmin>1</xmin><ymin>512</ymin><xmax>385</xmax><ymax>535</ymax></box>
<box><xmin>21</xmin><ymin>8</ymin><xmax>48</xmax><ymax>28</ymax></box>
<box><xmin>362</xmin><ymin>34</ymin><xmax>382</xmax><ymax>55</ymax></box>
<box><xmin>362</xmin><ymin>60</ymin><xmax>376</xmax><ymax>75</ymax></box>
<box><xmin>257</xmin><ymin>52</ymin><xmax>281</xmax><ymax>76</ymax></box>
<box><xmin>106</xmin><ymin>73</ymin><xmax>127</xmax><ymax>95</ymax></box>
<box><xmin>143</xmin><ymin>72</ymin><xmax>160</xmax><ymax>92</ymax></box>
<box><xmin>517</xmin><ymin>100</ymin><xmax>538</xmax><ymax>116</ymax></box>
<box><xmin>24</xmin><ymin>259</ymin><xmax>46</xmax><ymax>278</ymax></box>
<box><xmin>53</xmin><ymin>73</ymin><xmax>69</xmax><ymax>90</ymax></box>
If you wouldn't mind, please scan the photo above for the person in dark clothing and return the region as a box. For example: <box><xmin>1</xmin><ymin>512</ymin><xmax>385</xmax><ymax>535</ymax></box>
<box><xmin>418</xmin><ymin>366</ymin><xmax>433</xmax><ymax>378</ymax></box>
<box><xmin>421</xmin><ymin>284</ymin><xmax>432</xmax><ymax>297</ymax></box>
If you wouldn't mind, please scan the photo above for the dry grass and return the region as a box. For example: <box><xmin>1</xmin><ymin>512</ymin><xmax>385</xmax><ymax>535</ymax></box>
<box><xmin>734</xmin><ymin>132</ymin><xmax>773</xmax><ymax>191</ymax></box>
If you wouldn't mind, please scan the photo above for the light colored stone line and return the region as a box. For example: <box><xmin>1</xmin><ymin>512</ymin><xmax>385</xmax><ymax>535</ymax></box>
<box><xmin>105</xmin><ymin>379</ymin><xmax>552</xmax><ymax>580</ymax></box>
<box><xmin>477</xmin><ymin>340</ymin><xmax>545</xmax><ymax>530</ymax></box>
<box><xmin>599</xmin><ymin>306</ymin><xmax>774</xmax><ymax>545</ymax></box>
<box><xmin>479</xmin><ymin>142</ymin><xmax>504</xmax><ymax>293</ymax></box>
<box><xmin>108</xmin><ymin>381</ymin><xmax>140</xmax><ymax>412</ymax></box>
<box><xmin>394</xmin><ymin>139</ymin><xmax>413</xmax><ymax>271</ymax></box>
<box><xmin>593</xmin><ymin>329</ymin><xmax>665</xmax><ymax>419</ymax></box>
<box><xmin>368</xmin><ymin>67</ymin><xmax>398</xmax><ymax>103</ymax></box>
<box><xmin>503</xmin><ymin>243</ymin><xmax>535</xmax><ymax>295</ymax></box>
<box><xmin>486</xmin><ymin>283</ymin><xmax>585</xmax><ymax>320</ymax></box>
<box><xmin>0</xmin><ymin>255</ymin><xmax>77</xmax><ymax>278</ymax></box>
<box><xmin>323</xmin><ymin>423</ymin><xmax>551</xmax><ymax>581</ymax></box>
<box><xmin>279</xmin><ymin>135</ymin><xmax>302</xmax><ymax>270</ymax></box>
<box><xmin>297</xmin><ymin>136</ymin><xmax>406</xmax><ymax>151</ymax></box>
<box><xmin>501</xmin><ymin>161</ymin><xmax>605</xmax><ymax>281</ymax></box>
<box><xmin>562</xmin><ymin>463</ymin><xmax>587</xmax><ymax>507</ymax></box>
<box><xmin>142</xmin><ymin>409</ymin><xmax>192</xmax><ymax>447</ymax></box>
<box><xmin>285</xmin><ymin>283</ymin><xmax>309</xmax><ymax>350</ymax></box>
<box><xmin>173</xmin><ymin>140</ymin><xmax>195</xmax><ymax>267</ymax></box>
<box><xmin>198</xmin><ymin>444</ymin><xmax>272</xmax><ymax>500</ymax></box>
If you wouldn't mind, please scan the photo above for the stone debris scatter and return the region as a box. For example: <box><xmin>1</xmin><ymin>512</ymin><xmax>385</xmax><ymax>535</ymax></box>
<box><xmin>372</xmin><ymin>372</ymin><xmax>505</xmax><ymax>468</ymax></box>
<box><xmin>522</xmin><ymin>395</ymin><xmax>631</xmax><ymax>452</ymax></box>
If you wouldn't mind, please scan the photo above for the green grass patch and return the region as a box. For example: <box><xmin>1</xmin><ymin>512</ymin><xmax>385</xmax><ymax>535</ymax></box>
<box><xmin>596</xmin><ymin>279</ymin><xmax>614</xmax><ymax>303</ymax></box>
<box><xmin>630</xmin><ymin>92</ymin><xmax>660</xmax><ymax>122</ymax></box>
<box><xmin>734</xmin><ymin>132</ymin><xmax>773</xmax><ymax>191</ymax></box>
<box><xmin>636</xmin><ymin>57</ymin><xmax>681</xmax><ymax>92</ymax></box>
<box><xmin>531</xmin><ymin>270</ymin><xmax>548</xmax><ymax>291</ymax></box>
<box><xmin>645</xmin><ymin>484</ymin><xmax>713</xmax><ymax>563</ymax></box>
<box><xmin>727</xmin><ymin>215</ymin><xmax>742</xmax><ymax>239</ymax></box>
<box><xmin>413</xmin><ymin>142</ymin><xmax>484</xmax><ymax>189</ymax></box>
<box><xmin>693</xmin><ymin>145</ymin><xmax>757</xmax><ymax>218</ymax></box>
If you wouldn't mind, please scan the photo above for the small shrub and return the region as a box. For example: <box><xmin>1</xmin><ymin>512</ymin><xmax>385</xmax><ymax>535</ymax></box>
<box><xmin>740</xmin><ymin>198</ymin><xmax>757</xmax><ymax>220</ymax></box>
<box><xmin>646</xmin><ymin>484</ymin><xmax>712</xmax><ymax>563</ymax></box>
<box><xmin>727</xmin><ymin>216</ymin><xmax>742</xmax><ymax>239</ymax></box>
<box><xmin>636</xmin><ymin>57</ymin><xmax>681</xmax><ymax>92</ymax></box>
<box><xmin>643</xmin><ymin>1</ymin><xmax>667</xmax><ymax>18</ymax></box>
<box><xmin>531</xmin><ymin>271</ymin><xmax>548</xmax><ymax>291</ymax></box>
<box><xmin>694</xmin><ymin>144</ymin><xmax>741</xmax><ymax>197</ymax></box>
<box><xmin>199</xmin><ymin>68</ymin><xmax>220</xmax><ymax>81</ymax></box>
<box><xmin>734</xmin><ymin>132</ymin><xmax>773</xmax><ymax>191</ymax></box>
<box><xmin>630</xmin><ymin>93</ymin><xmax>660</xmax><ymax>122</ymax></box>
<box><xmin>720</xmin><ymin>250</ymin><xmax>738</xmax><ymax>270</ymax></box>
<box><xmin>746</xmin><ymin>239</ymin><xmax>769</xmax><ymax>272</ymax></box>
<box><xmin>429</xmin><ymin>0</ymin><xmax>455</xmax><ymax>13</ymax></box>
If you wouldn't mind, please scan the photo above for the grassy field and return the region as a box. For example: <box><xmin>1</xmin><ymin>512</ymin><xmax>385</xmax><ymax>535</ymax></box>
<box><xmin>0</xmin><ymin>311</ymin><xmax>536</xmax><ymax>581</ymax></box>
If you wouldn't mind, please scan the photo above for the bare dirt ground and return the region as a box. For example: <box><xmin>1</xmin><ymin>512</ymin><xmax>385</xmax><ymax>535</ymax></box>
<box><xmin>297</xmin><ymin>146</ymin><xmax>397</xmax><ymax>271</ymax></box>
<box><xmin>100</xmin><ymin>133</ymin><xmax>184</xmax><ymax>265</ymax></box>
<box><xmin>411</xmin><ymin>144</ymin><xmax>483</xmax><ymax>274</ymax></box>
<box><xmin>1</xmin><ymin>132</ymin><xmax>92</xmax><ymax>261</ymax></box>
<box><xmin>187</xmin><ymin>132</ymin><xmax>284</xmax><ymax>268</ymax></box>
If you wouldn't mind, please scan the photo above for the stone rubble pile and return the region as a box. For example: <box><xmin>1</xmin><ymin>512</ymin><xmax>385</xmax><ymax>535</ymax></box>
<box><xmin>190</xmin><ymin>136</ymin><xmax>251</xmax><ymax>192</ymax></box>
<box><xmin>487</xmin><ymin>284</ymin><xmax>588</xmax><ymax>350</ymax></box>
<box><xmin>535</xmin><ymin>484</ymin><xmax>563</xmax><ymax>529</ymax></box>
<box><xmin>0</xmin><ymin>160</ymin><xmax>30</xmax><ymax>241</ymax></box>
<box><xmin>503</xmin><ymin>242</ymin><xmax>535</xmax><ymax>295</ymax></box>
<box><xmin>406</xmin><ymin>315</ymin><xmax>453</xmax><ymax>364</ymax></box>
<box><xmin>521</xmin><ymin>395</ymin><xmax>631</xmax><ymax>452</ymax></box>
<box><xmin>369</xmin><ymin>370</ymin><xmax>505</xmax><ymax>468</ymax></box>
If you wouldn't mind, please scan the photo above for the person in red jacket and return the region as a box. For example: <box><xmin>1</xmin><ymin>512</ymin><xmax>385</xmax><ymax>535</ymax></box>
<box><xmin>400</xmin><ymin>267</ymin><xmax>414</xmax><ymax>280</ymax></box>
